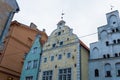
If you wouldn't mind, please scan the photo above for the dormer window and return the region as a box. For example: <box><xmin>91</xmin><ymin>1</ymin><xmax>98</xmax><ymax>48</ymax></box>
<box><xmin>57</xmin><ymin>20</ymin><xmax>66</xmax><ymax>28</ymax></box>
<box><xmin>59</xmin><ymin>23</ymin><xmax>63</xmax><ymax>25</ymax></box>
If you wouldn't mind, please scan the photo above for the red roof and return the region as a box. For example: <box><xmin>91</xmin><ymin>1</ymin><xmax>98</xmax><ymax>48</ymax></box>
<box><xmin>79</xmin><ymin>40</ymin><xmax>89</xmax><ymax>51</ymax></box>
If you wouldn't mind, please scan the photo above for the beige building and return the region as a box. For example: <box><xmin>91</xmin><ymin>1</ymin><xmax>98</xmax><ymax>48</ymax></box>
<box><xmin>39</xmin><ymin>20</ymin><xmax>89</xmax><ymax>80</ymax></box>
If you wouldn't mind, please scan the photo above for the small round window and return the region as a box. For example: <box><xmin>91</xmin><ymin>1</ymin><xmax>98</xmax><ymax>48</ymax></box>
<box><xmin>113</xmin><ymin>22</ymin><xmax>116</xmax><ymax>24</ymax></box>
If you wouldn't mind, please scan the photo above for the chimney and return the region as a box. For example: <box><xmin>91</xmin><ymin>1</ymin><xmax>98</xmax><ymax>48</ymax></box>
<box><xmin>30</xmin><ymin>23</ymin><xmax>37</xmax><ymax>29</ymax></box>
<box><xmin>43</xmin><ymin>29</ymin><xmax>45</xmax><ymax>32</ymax></box>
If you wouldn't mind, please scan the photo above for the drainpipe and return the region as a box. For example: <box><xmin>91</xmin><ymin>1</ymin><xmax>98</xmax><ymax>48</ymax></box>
<box><xmin>0</xmin><ymin>11</ymin><xmax>15</xmax><ymax>44</ymax></box>
<box><xmin>80</xmin><ymin>45</ymin><xmax>81</xmax><ymax>80</ymax></box>
<box><xmin>36</xmin><ymin>36</ymin><xmax>42</xmax><ymax>80</ymax></box>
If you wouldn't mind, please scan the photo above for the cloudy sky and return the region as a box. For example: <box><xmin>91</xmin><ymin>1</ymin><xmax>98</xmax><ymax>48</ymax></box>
<box><xmin>13</xmin><ymin>0</ymin><xmax>120</xmax><ymax>47</ymax></box>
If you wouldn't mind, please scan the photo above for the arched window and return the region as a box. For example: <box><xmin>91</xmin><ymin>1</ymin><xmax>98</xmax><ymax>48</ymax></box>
<box><xmin>115</xmin><ymin>53</ymin><xmax>118</xmax><ymax>57</ymax></box>
<box><xmin>95</xmin><ymin>69</ymin><xmax>99</xmax><ymax>77</ymax></box>
<box><xmin>105</xmin><ymin>63</ymin><xmax>112</xmax><ymax>77</ymax></box>
<box><xmin>112</xmin><ymin>29</ymin><xmax>115</xmax><ymax>33</ymax></box>
<box><xmin>106</xmin><ymin>41</ymin><xmax>109</xmax><ymax>46</ymax></box>
<box><xmin>103</xmin><ymin>55</ymin><xmax>106</xmax><ymax>58</ymax></box>
<box><xmin>107</xmin><ymin>54</ymin><xmax>110</xmax><ymax>58</ymax></box>
<box><xmin>116</xmin><ymin>28</ymin><xmax>119</xmax><ymax>32</ymax></box>
<box><xmin>117</xmin><ymin>39</ymin><xmax>120</xmax><ymax>43</ymax></box>
<box><xmin>115</xmin><ymin>63</ymin><xmax>120</xmax><ymax>77</ymax></box>
<box><xmin>113</xmin><ymin>40</ymin><xmax>116</xmax><ymax>44</ymax></box>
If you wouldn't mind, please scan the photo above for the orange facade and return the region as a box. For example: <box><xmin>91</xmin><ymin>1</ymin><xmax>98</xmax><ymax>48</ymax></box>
<box><xmin>0</xmin><ymin>21</ymin><xmax>48</xmax><ymax>80</ymax></box>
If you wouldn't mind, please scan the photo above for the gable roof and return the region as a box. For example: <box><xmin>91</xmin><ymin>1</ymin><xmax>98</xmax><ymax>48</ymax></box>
<box><xmin>79</xmin><ymin>40</ymin><xmax>89</xmax><ymax>51</ymax></box>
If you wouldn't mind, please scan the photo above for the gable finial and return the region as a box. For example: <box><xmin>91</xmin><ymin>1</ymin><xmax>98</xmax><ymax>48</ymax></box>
<box><xmin>61</xmin><ymin>11</ymin><xmax>65</xmax><ymax>20</ymax></box>
<box><xmin>110</xmin><ymin>5</ymin><xmax>114</xmax><ymax>11</ymax></box>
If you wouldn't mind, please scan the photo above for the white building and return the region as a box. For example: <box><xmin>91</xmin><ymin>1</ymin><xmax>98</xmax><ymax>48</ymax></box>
<box><xmin>89</xmin><ymin>10</ymin><xmax>120</xmax><ymax>80</ymax></box>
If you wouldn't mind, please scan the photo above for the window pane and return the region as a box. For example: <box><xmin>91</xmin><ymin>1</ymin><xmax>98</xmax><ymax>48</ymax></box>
<box><xmin>58</xmin><ymin>54</ymin><xmax>62</xmax><ymax>60</ymax></box>
<box><xmin>59</xmin><ymin>68</ymin><xmax>71</xmax><ymax>80</ymax></box>
<box><xmin>42</xmin><ymin>71</ymin><xmax>53</xmax><ymax>80</ymax></box>
<box><xmin>68</xmin><ymin>68</ymin><xmax>71</xmax><ymax>73</ymax></box>
<box><xmin>67</xmin><ymin>53</ymin><xmax>71</xmax><ymax>58</ymax></box>
<box><xmin>51</xmin><ymin>56</ymin><xmax>54</xmax><ymax>61</ymax></box>
<box><xmin>44</xmin><ymin>58</ymin><xmax>47</xmax><ymax>62</ymax></box>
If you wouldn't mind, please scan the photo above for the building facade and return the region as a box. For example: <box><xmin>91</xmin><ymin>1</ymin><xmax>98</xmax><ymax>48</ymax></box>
<box><xmin>89</xmin><ymin>10</ymin><xmax>120</xmax><ymax>80</ymax></box>
<box><xmin>0</xmin><ymin>21</ymin><xmax>41</xmax><ymax>80</ymax></box>
<box><xmin>0</xmin><ymin>0</ymin><xmax>19</xmax><ymax>44</ymax></box>
<box><xmin>20</xmin><ymin>33</ymin><xmax>48</xmax><ymax>80</ymax></box>
<box><xmin>38</xmin><ymin>20</ymin><xmax>89</xmax><ymax>80</ymax></box>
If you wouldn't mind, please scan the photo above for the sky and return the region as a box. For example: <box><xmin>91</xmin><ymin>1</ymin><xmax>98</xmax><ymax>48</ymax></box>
<box><xmin>13</xmin><ymin>0</ymin><xmax>120</xmax><ymax>47</ymax></box>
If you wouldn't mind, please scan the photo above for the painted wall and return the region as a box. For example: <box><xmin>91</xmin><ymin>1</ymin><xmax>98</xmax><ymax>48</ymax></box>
<box><xmin>38</xmin><ymin>20</ymin><xmax>89</xmax><ymax>80</ymax></box>
<box><xmin>20</xmin><ymin>35</ymin><xmax>41</xmax><ymax>80</ymax></box>
<box><xmin>89</xmin><ymin>10</ymin><xmax>120</xmax><ymax>80</ymax></box>
<box><xmin>0</xmin><ymin>21</ymin><xmax>39</xmax><ymax>80</ymax></box>
<box><xmin>0</xmin><ymin>0</ymin><xmax>19</xmax><ymax>44</ymax></box>
<box><xmin>81</xmin><ymin>46</ymin><xmax>89</xmax><ymax>80</ymax></box>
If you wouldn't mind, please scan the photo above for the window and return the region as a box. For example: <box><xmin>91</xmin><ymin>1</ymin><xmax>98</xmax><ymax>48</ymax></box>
<box><xmin>116</xmin><ymin>28</ymin><xmax>119</xmax><ymax>32</ymax></box>
<box><xmin>44</xmin><ymin>58</ymin><xmax>47</xmax><ymax>63</ymax></box>
<box><xmin>67</xmin><ymin>53</ymin><xmax>71</xmax><ymax>58</ymax></box>
<box><xmin>55</xmin><ymin>65</ymin><xmax>57</xmax><ymax>68</ymax></box>
<box><xmin>33</xmin><ymin>60</ymin><xmax>38</xmax><ymax>68</ymax></box>
<box><xmin>42</xmin><ymin>70</ymin><xmax>53</xmax><ymax>80</ymax></box>
<box><xmin>58</xmin><ymin>32</ymin><xmax>61</xmax><ymax>36</ymax></box>
<box><xmin>51</xmin><ymin>56</ymin><xmax>54</xmax><ymax>61</ymax></box>
<box><xmin>112</xmin><ymin>29</ymin><xmax>115</xmax><ymax>33</ymax></box>
<box><xmin>26</xmin><ymin>76</ymin><xmax>33</xmax><ymax>80</ymax></box>
<box><xmin>107</xmin><ymin>54</ymin><xmax>110</xmax><ymax>58</ymax></box>
<box><xmin>113</xmin><ymin>40</ymin><xmax>116</xmax><ymax>44</ymax></box>
<box><xmin>60</xmin><ymin>41</ymin><xmax>63</xmax><ymax>45</ymax></box>
<box><xmin>67</xmin><ymin>38</ymin><xmax>69</xmax><ymax>41</ymax></box>
<box><xmin>106</xmin><ymin>71</ymin><xmax>111</xmax><ymax>77</ymax></box>
<box><xmin>117</xmin><ymin>70</ymin><xmax>120</xmax><ymax>77</ymax></box>
<box><xmin>115</xmin><ymin>63</ymin><xmax>120</xmax><ymax>77</ymax></box>
<box><xmin>52</xmin><ymin>44</ymin><xmax>56</xmax><ymax>48</ymax></box>
<box><xmin>115</xmin><ymin>53</ymin><xmax>118</xmax><ymax>57</ymax></box>
<box><xmin>58</xmin><ymin>54</ymin><xmax>62</xmax><ymax>60</ymax></box>
<box><xmin>26</xmin><ymin>61</ymin><xmax>31</xmax><ymax>70</ymax></box>
<box><xmin>95</xmin><ymin>69</ymin><xmax>99</xmax><ymax>77</ymax></box>
<box><xmin>113</xmin><ymin>22</ymin><xmax>116</xmax><ymax>24</ymax></box>
<box><xmin>74</xmin><ymin>64</ymin><xmax>76</xmax><ymax>67</ymax></box>
<box><xmin>58</xmin><ymin>68</ymin><xmax>71</xmax><ymax>80</ymax></box>
<box><xmin>117</xmin><ymin>39</ymin><xmax>120</xmax><ymax>43</ymax></box>
<box><xmin>106</xmin><ymin>41</ymin><xmax>109</xmax><ymax>46</ymax></box>
<box><xmin>7</xmin><ymin>77</ymin><xmax>13</xmax><ymax>80</ymax></box>
<box><xmin>103</xmin><ymin>55</ymin><xmax>106</xmax><ymax>58</ymax></box>
<box><xmin>105</xmin><ymin>63</ymin><xmax>112</xmax><ymax>77</ymax></box>
<box><xmin>33</xmin><ymin>47</ymin><xmax>37</xmax><ymax>53</ymax></box>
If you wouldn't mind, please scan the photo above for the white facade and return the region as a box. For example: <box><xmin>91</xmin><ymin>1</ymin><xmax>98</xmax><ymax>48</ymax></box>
<box><xmin>89</xmin><ymin>10</ymin><xmax>120</xmax><ymax>80</ymax></box>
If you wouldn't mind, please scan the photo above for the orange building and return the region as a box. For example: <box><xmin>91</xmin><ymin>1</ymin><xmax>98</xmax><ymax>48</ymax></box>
<box><xmin>0</xmin><ymin>21</ymin><xmax>48</xmax><ymax>80</ymax></box>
